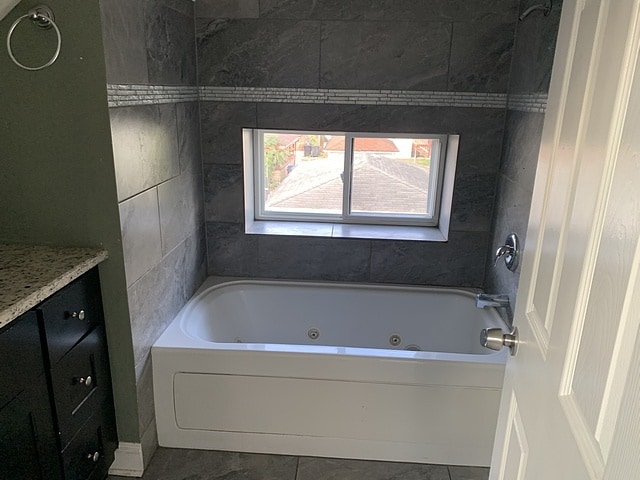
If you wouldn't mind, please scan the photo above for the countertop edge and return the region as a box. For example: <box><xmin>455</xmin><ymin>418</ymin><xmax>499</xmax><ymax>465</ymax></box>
<box><xmin>0</xmin><ymin>249</ymin><xmax>108</xmax><ymax>330</ymax></box>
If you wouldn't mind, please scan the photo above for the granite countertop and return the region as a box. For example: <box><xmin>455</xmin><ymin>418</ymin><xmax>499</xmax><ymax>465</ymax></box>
<box><xmin>0</xmin><ymin>244</ymin><xmax>108</xmax><ymax>329</ymax></box>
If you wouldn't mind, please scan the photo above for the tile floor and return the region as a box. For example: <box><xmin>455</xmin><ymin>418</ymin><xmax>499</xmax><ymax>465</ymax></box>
<box><xmin>108</xmin><ymin>448</ymin><xmax>490</xmax><ymax>480</ymax></box>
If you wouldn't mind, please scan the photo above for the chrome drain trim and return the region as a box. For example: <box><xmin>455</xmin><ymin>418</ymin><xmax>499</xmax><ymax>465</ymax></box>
<box><xmin>307</xmin><ymin>328</ymin><xmax>320</xmax><ymax>340</ymax></box>
<box><xmin>389</xmin><ymin>334</ymin><xmax>402</xmax><ymax>346</ymax></box>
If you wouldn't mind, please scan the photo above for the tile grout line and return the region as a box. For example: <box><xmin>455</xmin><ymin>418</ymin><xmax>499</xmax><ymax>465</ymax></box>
<box><xmin>294</xmin><ymin>455</ymin><xmax>302</xmax><ymax>480</ymax></box>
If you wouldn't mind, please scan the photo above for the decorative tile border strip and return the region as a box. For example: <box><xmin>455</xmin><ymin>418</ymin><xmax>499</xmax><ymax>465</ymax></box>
<box><xmin>107</xmin><ymin>84</ymin><xmax>198</xmax><ymax>107</ymax></box>
<box><xmin>507</xmin><ymin>92</ymin><xmax>548</xmax><ymax>113</ymax></box>
<box><xmin>108</xmin><ymin>85</ymin><xmax>542</xmax><ymax>111</ymax></box>
<box><xmin>199</xmin><ymin>86</ymin><xmax>508</xmax><ymax>108</ymax></box>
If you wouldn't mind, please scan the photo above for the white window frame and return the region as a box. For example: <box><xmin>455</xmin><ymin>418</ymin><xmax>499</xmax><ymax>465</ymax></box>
<box><xmin>243</xmin><ymin>129</ymin><xmax>459</xmax><ymax>242</ymax></box>
<box><xmin>253</xmin><ymin>129</ymin><xmax>448</xmax><ymax>227</ymax></box>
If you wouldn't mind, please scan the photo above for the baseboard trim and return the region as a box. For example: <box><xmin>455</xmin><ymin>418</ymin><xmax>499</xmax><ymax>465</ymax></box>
<box><xmin>108</xmin><ymin>442</ymin><xmax>145</xmax><ymax>477</ymax></box>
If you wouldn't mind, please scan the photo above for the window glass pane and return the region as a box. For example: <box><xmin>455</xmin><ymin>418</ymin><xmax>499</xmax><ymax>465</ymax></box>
<box><xmin>263</xmin><ymin>133</ymin><xmax>345</xmax><ymax>215</ymax></box>
<box><xmin>350</xmin><ymin>137</ymin><xmax>435</xmax><ymax>217</ymax></box>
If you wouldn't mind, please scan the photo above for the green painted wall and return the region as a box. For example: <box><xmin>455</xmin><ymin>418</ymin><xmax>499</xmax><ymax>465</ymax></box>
<box><xmin>0</xmin><ymin>0</ymin><xmax>139</xmax><ymax>443</ymax></box>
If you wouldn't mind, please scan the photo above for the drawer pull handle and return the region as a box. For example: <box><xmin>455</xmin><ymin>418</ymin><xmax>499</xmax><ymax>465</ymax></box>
<box><xmin>69</xmin><ymin>310</ymin><xmax>86</xmax><ymax>320</ymax></box>
<box><xmin>75</xmin><ymin>376</ymin><xmax>93</xmax><ymax>387</ymax></box>
<box><xmin>86</xmin><ymin>451</ymin><xmax>100</xmax><ymax>463</ymax></box>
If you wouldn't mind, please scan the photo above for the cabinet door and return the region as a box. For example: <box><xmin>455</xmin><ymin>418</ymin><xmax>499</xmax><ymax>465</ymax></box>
<box><xmin>0</xmin><ymin>377</ymin><xmax>62</xmax><ymax>480</ymax></box>
<box><xmin>0</xmin><ymin>311</ymin><xmax>45</xmax><ymax>409</ymax></box>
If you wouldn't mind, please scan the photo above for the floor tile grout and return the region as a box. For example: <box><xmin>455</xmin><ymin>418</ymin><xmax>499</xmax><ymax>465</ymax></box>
<box><xmin>108</xmin><ymin>448</ymin><xmax>489</xmax><ymax>480</ymax></box>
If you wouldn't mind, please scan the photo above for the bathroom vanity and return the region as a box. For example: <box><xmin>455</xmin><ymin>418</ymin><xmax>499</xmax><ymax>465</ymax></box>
<box><xmin>0</xmin><ymin>245</ymin><xmax>117</xmax><ymax>480</ymax></box>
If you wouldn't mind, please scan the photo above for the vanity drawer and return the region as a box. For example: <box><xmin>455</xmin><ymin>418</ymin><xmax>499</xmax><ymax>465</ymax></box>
<box><xmin>61</xmin><ymin>412</ymin><xmax>111</xmax><ymax>480</ymax></box>
<box><xmin>51</xmin><ymin>327</ymin><xmax>111</xmax><ymax>448</ymax></box>
<box><xmin>38</xmin><ymin>269</ymin><xmax>104</xmax><ymax>365</ymax></box>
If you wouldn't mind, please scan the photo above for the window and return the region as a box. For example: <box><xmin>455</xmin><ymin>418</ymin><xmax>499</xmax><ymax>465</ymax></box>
<box><xmin>243</xmin><ymin>129</ymin><xmax>459</xmax><ymax>241</ymax></box>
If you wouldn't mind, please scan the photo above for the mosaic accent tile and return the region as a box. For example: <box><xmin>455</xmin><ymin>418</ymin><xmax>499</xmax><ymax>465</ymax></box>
<box><xmin>200</xmin><ymin>86</ymin><xmax>508</xmax><ymax>108</ymax></box>
<box><xmin>507</xmin><ymin>92</ymin><xmax>548</xmax><ymax>113</ymax></box>
<box><xmin>107</xmin><ymin>84</ymin><xmax>199</xmax><ymax>107</ymax></box>
<box><xmin>107</xmin><ymin>84</ymin><xmax>508</xmax><ymax>109</ymax></box>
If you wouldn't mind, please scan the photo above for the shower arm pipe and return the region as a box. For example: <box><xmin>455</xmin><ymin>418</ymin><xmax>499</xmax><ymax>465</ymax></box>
<box><xmin>519</xmin><ymin>1</ymin><xmax>552</xmax><ymax>21</ymax></box>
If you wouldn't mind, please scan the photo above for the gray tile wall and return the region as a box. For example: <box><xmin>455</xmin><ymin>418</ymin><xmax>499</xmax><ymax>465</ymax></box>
<box><xmin>99</xmin><ymin>0</ymin><xmax>206</xmax><ymax>463</ymax></box>
<box><xmin>198</xmin><ymin>0</ymin><xmax>518</xmax><ymax>287</ymax></box>
<box><xmin>484</xmin><ymin>0</ymin><xmax>563</xmax><ymax>309</ymax></box>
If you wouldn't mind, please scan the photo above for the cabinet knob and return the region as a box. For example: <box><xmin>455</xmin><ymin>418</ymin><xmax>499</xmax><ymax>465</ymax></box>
<box><xmin>69</xmin><ymin>309</ymin><xmax>86</xmax><ymax>320</ymax></box>
<box><xmin>75</xmin><ymin>376</ymin><xmax>93</xmax><ymax>387</ymax></box>
<box><xmin>86</xmin><ymin>451</ymin><xmax>100</xmax><ymax>463</ymax></box>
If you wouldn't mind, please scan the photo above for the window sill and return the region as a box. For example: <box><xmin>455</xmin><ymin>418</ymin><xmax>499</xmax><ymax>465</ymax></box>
<box><xmin>245</xmin><ymin>220</ymin><xmax>448</xmax><ymax>242</ymax></box>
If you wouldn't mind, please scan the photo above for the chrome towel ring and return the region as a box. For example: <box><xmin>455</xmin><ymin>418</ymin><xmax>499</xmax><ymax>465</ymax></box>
<box><xmin>6</xmin><ymin>5</ymin><xmax>61</xmax><ymax>71</ymax></box>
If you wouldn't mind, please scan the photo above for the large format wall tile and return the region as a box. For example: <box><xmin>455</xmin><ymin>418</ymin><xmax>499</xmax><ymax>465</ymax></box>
<box><xmin>145</xmin><ymin>2</ymin><xmax>197</xmax><ymax>85</ymax></box>
<box><xmin>158</xmin><ymin>168</ymin><xmax>204</xmax><ymax>255</ymax></box>
<box><xmin>256</xmin><ymin>103</ymin><xmax>384</xmax><ymax>132</ymax></box>
<box><xmin>509</xmin><ymin>0</ymin><xmax>563</xmax><ymax>94</ymax></box>
<box><xmin>206</xmin><ymin>222</ymin><xmax>260</xmax><ymax>276</ymax></box>
<box><xmin>176</xmin><ymin>102</ymin><xmax>203</xmax><ymax>173</ymax></box>
<box><xmin>136</xmin><ymin>357</ymin><xmax>155</xmax><ymax>435</ymax></box>
<box><xmin>370</xmin><ymin>232</ymin><xmax>489</xmax><ymax>286</ymax></box>
<box><xmin>257</xmin><ymin>236</ymin><xmax>372</xmax><ymax>281</ymax></box>
<box><xmin>197</xmin><ymin>19</ymin><xmax>321</xmax><ymax>87</ymax></box>
<box><xmin>499</xmin><ymin>110</ymin><xmax>545</xmax><ymax>187</ymax></box>
<box><xmin>160</xmin><ymin>0</ymin><xmax>194</xmax><ymax>18</ymax></box>
<box><xmin>200</xmin><ymin>102</ymin><xmax>257</xmax><ymax>164</ymax></box>
<box><xmin>320</xmin><ymin>21</ymin><xmax>450</xmax><ymax>91</ymax></box>
<box><xmin>197</xmin><ymin>0</ymin><xmax>260</xmax><ymax>18</ymax></box>
<box><xmin>110</xmin><ymin>105</ymin><xmax>180</xmax><ymax>201</ymax></box>
<box><xmin>260</xmin><ymin>0</ymin><xmax>516</xmax><ymax>22</ymax></box>
<box><xmin>448</xmin><ymin>18</ymin><xmax>515</xmax><ymax>92</ymax></box>
<box><xmin>158</xmin><ymin>103</ymin><xmax>205</xmax><ymax>254</ymax></box>
<box><xmin>376</xmin><ymin>105</ymin><xmax>506</xmax><ymax>137</ymax></box>
<box><xmin>485</xmin><ymin>174</ymin><xmax>531</xmax><ymax>304</ymax></box>
<box><xmin>128</xmin><ymin>228</ymin><xmax>206</xmax><ymax>380</ymax></box>
<box><xmin>450</xmin><ymin>172</ymin><xmax>498</xmax><ymax>232</ymax></box>
<box><xmin>485</xmin><ymin>111</ymin><xmax>545</xmax><ymax>306</ymax></box>
<box><xmin>99</xmin><ymin>0</ymin><xmax>149</xmax><ymax>84</ymax></box>
<box><xmin>119</xmin><ymin>188</ymin><xmax>163</xmax><ymax>287</ymax></box>
<box><xmin>203</xmin><ymin>164</ymin><xmax>245</xmax><ymax>223</ymax></box>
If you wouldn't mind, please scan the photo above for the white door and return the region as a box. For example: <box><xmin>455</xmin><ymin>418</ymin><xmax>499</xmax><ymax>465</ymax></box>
<box><xmin>490</xmin><ymin>0</ymin><xmax>640</xmax><ymax>478</ymax></box>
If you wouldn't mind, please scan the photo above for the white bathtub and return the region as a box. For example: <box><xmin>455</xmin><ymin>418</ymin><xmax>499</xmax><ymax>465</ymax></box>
<box><xmin>152</xmin><ymin>277</ymin><xmax>508</xmax><ymax>466</ymax></box>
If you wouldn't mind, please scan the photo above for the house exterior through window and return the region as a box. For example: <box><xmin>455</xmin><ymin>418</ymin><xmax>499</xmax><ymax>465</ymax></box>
<box><xmin>243</xmin><ymin>129</ymin><xmax>459</xmax><ymax>241</ymax></box>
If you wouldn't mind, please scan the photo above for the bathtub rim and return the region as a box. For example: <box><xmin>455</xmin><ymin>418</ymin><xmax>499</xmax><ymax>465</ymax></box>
<box><xmin>154</xmin><ymin>276</ymin><xmax>509</xmax><ymax>366</ymax></box>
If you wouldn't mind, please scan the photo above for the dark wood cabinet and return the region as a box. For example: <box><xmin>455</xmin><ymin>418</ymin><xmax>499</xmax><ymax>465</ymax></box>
<box><xmin>0</xmin><ymin>269</ymin><xmax>117</xmax><ymax>480</ymax></box>
<box><xmin>0</xmin><ymin>311</ymin><xmax>62</xmax><ymax>480</ymax></box>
